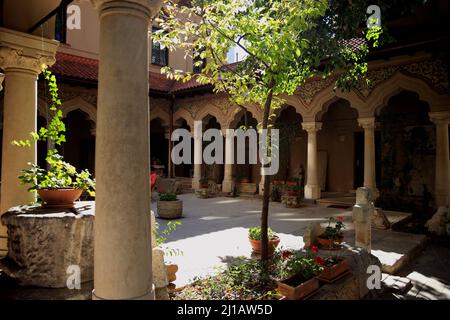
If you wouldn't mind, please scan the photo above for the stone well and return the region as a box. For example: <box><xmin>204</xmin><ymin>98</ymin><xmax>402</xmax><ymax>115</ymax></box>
<box><xmin>0</xmin><ymin>202</ymin><xmax>94</xmax><ymax>288</ymax></box>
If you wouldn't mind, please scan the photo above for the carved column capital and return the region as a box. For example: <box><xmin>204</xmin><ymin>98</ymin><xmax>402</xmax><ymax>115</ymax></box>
<box><xmin>91</xmin><ymin>0</ymin><xmax>164</xmax><ymax>19</ymax></box>
<box><xmin>429</xmin><ymin>111</ymin><xmax>450</xmax><ymax>125</ymax></box>
<box><xmin>0</xmin><ymin>27</ymin><xmax>58</xmax><ymax>75</ymax></box>
<box><xmin>358</xmin><ymin>117</ymin><xmax>377</xmax><ymax>130</ymax></box>
<box><xmin>301</xmin><ymin>121</ymin><xmax>322</xmax><ymax>133</ymax></box>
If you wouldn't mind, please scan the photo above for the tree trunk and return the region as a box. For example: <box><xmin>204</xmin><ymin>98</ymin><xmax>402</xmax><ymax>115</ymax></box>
<box><xmin>260</xmin><ymin>77</ymin><xmax>275</xmax><ymax>263</ymax></box>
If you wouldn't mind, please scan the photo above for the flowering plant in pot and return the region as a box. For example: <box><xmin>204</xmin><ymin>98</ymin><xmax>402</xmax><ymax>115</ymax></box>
<box><xmin>14</xmin><ymin>67</ymin><xmax>95</xmax><ymax>208</ymax></box>
<box><xmin>317</xmin><ymin>216</ymin><xmax>345</xmax><ymax>249</ymax></box>
<box><xmin>248</xmin><ymin>227</ymin><xmax>280</xmax><ymax>254</ymax></box>
<box><xmin>315</xmin><ymin>255</ymin><xmax>350</xmax><ymax>282</ymax></box>
<box><xmin>276</xmin><ymin>245</ymin><xmax>323</xmax><ymax>300</ymax></box>
<box><xmin>283</xmin><ymin>185</ymin><xmax>302</xmax><ymax>196</ymax></box>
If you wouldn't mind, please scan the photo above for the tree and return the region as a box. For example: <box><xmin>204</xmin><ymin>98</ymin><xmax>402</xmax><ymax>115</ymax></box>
<box><xmin>153</xmin><ymin>0</ymin><xmax>416</xmax><ymax>263</ymax></box>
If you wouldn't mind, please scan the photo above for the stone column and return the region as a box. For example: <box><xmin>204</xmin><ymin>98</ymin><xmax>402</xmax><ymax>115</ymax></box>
<box><xmin>192</xmin><ymin>124</ymin><xmax>203</xmax><ymax>190</ymax></box>
<box><xmin>91</xmin><ymin>0</ymin><xmax>163</xmax><ymax>300</ymax></box>
<box><xmin>222</xmin><ymin>128</ymin><xmax>234</xmax><ymax>193</ymax></box>
<box><xmin>429</xmin><ymin>112</ymin><xmax>450</xmax><ymax>207</ymax></box>
<box><xmin>352</xmin><ymin>187</ymin><xmax>374</xmax><ymax>252</ymax></box>
<box><xmin>302</xmin><ymin>122</ymin><xmax>322</xmax><ymax>200</ymax></box>
<box><xmin>358</xmin><ymin>117</ymin><xmax>378</xmax><ymax>197</ymax></box>
<box><xmin>0</xmin><ymin>28</ymin><xmax>58</xmax><ymax>254</ymax></box>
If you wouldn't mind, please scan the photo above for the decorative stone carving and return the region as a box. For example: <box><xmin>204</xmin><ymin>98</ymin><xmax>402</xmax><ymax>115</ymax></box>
<box><xmin>296</xmin><ymin>76</ymin><xmax>337</xmax><ymax>104</ymax></box>
<box><xmin>0</xmin><ymin>48</ymin><xmax>55</xmax><ymax>74</ymax></box>
<box><xmin>425</xmin><ymin>206</ymin><xmax>449</xmax><ymax>236</ymax></box>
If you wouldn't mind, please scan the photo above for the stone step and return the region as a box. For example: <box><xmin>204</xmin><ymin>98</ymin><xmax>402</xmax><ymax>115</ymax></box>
<box><xmin>382</xmin><ymin>273</ymin><xmax>413</xmax><ymax>293</ymax></box>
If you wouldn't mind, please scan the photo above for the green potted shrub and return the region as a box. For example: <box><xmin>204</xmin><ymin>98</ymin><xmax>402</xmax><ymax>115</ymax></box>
<box><xmin>317</xmin><ymin>216</ymin><xmax>346</xmax><ymax>249</ymax></box>
<box><xmin>14</xmin><ymin>67</ymin><xmax>95</xmax><ymax>209</ymax></box>
<box><xmin>276</xmin><ymin>246</ymin><xmax>323</xmax><ymax>300</ymax></box>
<box><xmin>248</xmin><ymin>227</ymin><xmax>280</xmax><ymax>254</ymax></box>
<box><xmin>157</xmin><ymin>192</ymin><xmax>183</xmax><ymax>219</ymax></box>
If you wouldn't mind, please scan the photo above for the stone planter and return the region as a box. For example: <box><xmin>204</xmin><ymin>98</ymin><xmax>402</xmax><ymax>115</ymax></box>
<box><xmin>277</xmin><ymin>275</ymin><xmax>319</xmax><ymax>300</ymax></box>
<box><xmin>281</xmin><ymin>195</ymin><xmax>301</xmax><ymax>208</ymax></box>
<box><xmin>249</xmin><ymin>237</ymin><xmax>280</xmax><ymax>254</ymax></box>
<box><xmin>317</xmin><ymin>258</ymin><xmax>349</xmax><ymax>282</ymax></box>
<box><xmin>0</xmin><ymin>202</ymin><xmax>94</xmax><ymax>288</ymax></box>
<box><xmin>157</xmin><ymin>200</ymin><xmax>183</xmax><ymax>219</ymax></box>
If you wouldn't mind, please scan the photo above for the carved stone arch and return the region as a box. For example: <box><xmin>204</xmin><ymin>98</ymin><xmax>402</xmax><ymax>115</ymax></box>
<box><xmin>173</xmin><ymin>107</ymin><xmax>194</xmax><ymax>129</ymax></box>
<box><xmin>62</xmin><ymin>96</ymin><xmax>97</xmax><ymax>123</ymax></box>
<box><xmin>308</xmin><ymin>86</ymin><xmax>367</xmax><ymax>121</ymax></box>
<box><xmin>150</xmin><ymin>104</ymin><xmax>170</xmax><ymax>127</ymax></box>
<box><xmin>367</xmin><ymin>71</ymin><xmax>450</xmax><ymax>115</ymax></box>
<box><xmin>282</xmin><ymin>94</ymin><xmax>309</xmax><ymax>119</ymax></box>
<box><xmin>194</xmin><ymin>103</ymin><xmax>226</xmax><ymax>126</ymax></box>
<box><xmin>224</xmin><ymin>104</ymin><xmax>263</xmax><ymax>129</ymax></box>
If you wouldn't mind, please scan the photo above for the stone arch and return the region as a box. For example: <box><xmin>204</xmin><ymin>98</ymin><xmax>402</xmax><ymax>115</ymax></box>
<box><xmin>62</xmin><ymin>96</ymin><xmax>97</xmax><ymax>123</ymax></box>
<box><xmin>367</xmin><ymin>72</ymin><xmax>450</xmax><ymax>115</ymax></box>
<box><xmin>173</xmin><ymin>107</ymin><xmax>194</xmax><ymax>129</ymax></box>
<box><xmin>224</xmin><ymin>104</ymin><xmax>263</xmax><ymax>129</ymax></box>
<box><xmin>308</xmin><ymin>86</ymin><xmax>367</xmax><ymax>121</ymax></box>
<box><xmin>194</xmin><ymin>103</ymin><xmax>226</xmax><ymax>126</ymax></box>
<box><xmin>150</xmin><ymin>104</ymin><xmax>170</xmax><ymax>127</ymax></box>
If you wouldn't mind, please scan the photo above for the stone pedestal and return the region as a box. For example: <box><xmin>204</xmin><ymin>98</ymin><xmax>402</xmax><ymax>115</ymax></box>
<box><xmin>0</xmin><ymin>202</ymin><xmax>94</xmax><ymax>288</ymax></box>
<box><xmin>352</xmin><ymin>188</ymin><xmax>374</xmax><ymax>253</ymax></box>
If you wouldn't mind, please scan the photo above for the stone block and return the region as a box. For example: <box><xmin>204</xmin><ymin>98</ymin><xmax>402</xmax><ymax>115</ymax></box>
<box><xmin>0</xmin><ymin>202</ymin><xmax>94</xmax><ymax>288</ymax></box>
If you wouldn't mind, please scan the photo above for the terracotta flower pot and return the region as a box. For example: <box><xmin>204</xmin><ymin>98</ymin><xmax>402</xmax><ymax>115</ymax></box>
<box><xmin>38</xmin><ymin>188</ymin><xmax>83</xmax><ymax>209</ymax></box>
<box><xmin>249</xmin><ymin>237</ymin><xmax>280</xmax><ymax>254</ymax></box>
<box><xmin>318</xmin><ymin>258</ymin><xmax>349</xmax><ymax>282</ymax></box>
<box><xmin>317</xmin><ymin>235</ymin><xmax>344</xmax><ymax>249</ymax></box>
<box><xmin>277</xmin><ymin>274</ymin><xmax>319</xmax><ymax>300</ymax></box>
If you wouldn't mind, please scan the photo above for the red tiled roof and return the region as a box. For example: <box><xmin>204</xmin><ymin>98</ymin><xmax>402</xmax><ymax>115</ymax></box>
<box><xmin>51</xmin><ymin>52</ymin><xmax>206</xmax><ymax>94</ymax></box>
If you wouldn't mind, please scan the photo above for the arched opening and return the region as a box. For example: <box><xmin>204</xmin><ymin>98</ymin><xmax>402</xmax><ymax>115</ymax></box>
<box><xmin>150</xmin><ymin>118</ymin><xmax>168</xmax><ymax>177</ymax></box>
<box><xmin>173</xmin><ymin>118</ymin><xmax>193</xmax><ymax>178</ymax></box>
<box><xmin>317</xmin><ymin>99</ymin><xmax>360</xmax><ymax>193</ymax></box>
<box><xmin>274</xmin><ymin>106</ymin><xmax>304</xmax><ymax>183</ymax></box>
<box><xmin>376</xmin><ymin>90</ymin><xmax>435</xmax><ymax>213</ymax></box>
<box><xmin>37</xmin><ymin>115</ymin><xmax>47</xmax><ymax>169</ymax></box>
<box><xmin>203</xmin><ymin>115</ymin><xmax>223</xmax><ymax>184</ymax></box>
<box><xmin>62</xmin><ymin>110</ymin><xmax>96</xmax><ymax>175</ymax></box>
<box><xmin>233</xmin><ymin>111</ymin><xmax>259</xmax><ymax>186</ymax></box>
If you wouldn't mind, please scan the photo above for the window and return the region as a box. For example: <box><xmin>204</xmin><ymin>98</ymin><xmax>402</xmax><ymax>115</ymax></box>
<box><xmin>54</xmin><ymin>4</ymin><xmax>67</xmax><ymax>43</ymax></box>
<box><xmin>151</xmin><ymin>27</ymin><xmax>168</xmax><ymax>67</ymax></box>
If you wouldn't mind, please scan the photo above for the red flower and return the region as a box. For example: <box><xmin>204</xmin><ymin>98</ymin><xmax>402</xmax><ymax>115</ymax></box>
<box><xmin>315</xmin><ymin>256</ymin><xmax>325</xmax><ymax>266</ymax></box>
<box><xmin>281</xmin><ymin>250</ymin><xmax>293</xmax><ymax>260</ymax></box>
<box><xmin>336</xmin><ymin>216</ymin><xmax>344</xmax><ymax>222</ymax></box>
<box><xmin>310</xmin><ymin>245</ymin><xmax>319</xmax><ymax>253</ymax></box>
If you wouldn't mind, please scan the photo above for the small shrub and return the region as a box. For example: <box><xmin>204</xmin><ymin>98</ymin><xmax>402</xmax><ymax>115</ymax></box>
<box><xmin>248</xmin><ymin>227</ymin><xmax>277</xmax><ymax>241</ymax></box>
<box><xmin>159</xmin><ymin>193</ymin><xmax>177</xmax><ymax>201</ymax></box>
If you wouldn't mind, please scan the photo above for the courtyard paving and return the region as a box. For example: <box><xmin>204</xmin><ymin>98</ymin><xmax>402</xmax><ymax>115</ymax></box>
<box><xmin>155</xmin><ymin>194</ymin><xmax>425</xmax><ymax>288</ymax></box>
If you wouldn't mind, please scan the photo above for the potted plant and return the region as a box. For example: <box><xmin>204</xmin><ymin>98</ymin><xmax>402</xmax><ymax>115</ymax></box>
<box><xmin>315</xmin><ymin>255</ymin><xmax>350</xmax><ymax>282</ymax></box>
<box><xmin>248</xmin><ymin>227</ymin><xmax>280</xmax><ymax>254</ymax></box>
<box><xmin>276</xmin><ymin>246</ymin><xmax>323</xmax><ymax>300</ymax></box>
<box><xmin>283</xmin><ymin>185</ymin><xmax>301</xmax><ymax>196</ymax></box>
<box><xmin>285</xmin><ymin>178</ymin><xmax>298</xmax><ymax>186</ymax></box>
<box><xmin>157</xmin><ymin>193</ymin><xmax>183</xmax><ymax>219</ymax></box>
<box><xmin>317</xmin><ymin>216</ymin><xmax>345</xmax><ymax>249</ymax></box>
<box><xmin>199</xmin><ymin>177</ymin><xmax>209</xmax><ymax>189</ymax></box>
<box><xmin>14</xmin><ymin>67</ymin><xmax>95</xmax><ymax>209</ymax></box>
